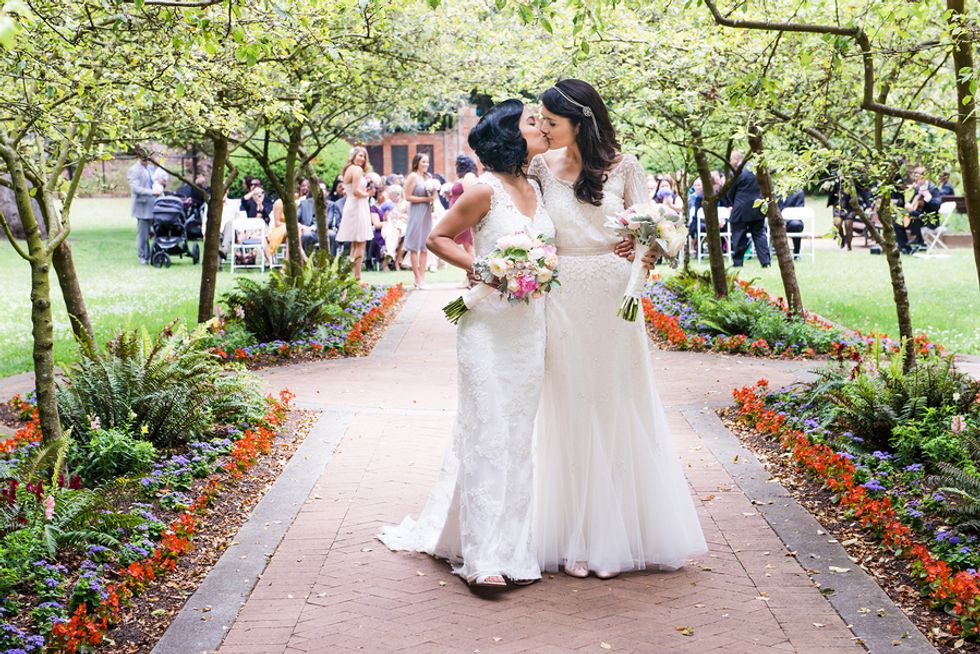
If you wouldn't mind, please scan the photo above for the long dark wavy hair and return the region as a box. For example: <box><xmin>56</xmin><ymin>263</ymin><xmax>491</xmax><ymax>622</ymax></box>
<box><xmin>467</xmin><ymin>99</ymin><xmax>528</xmax><ymax>177</ymax></box>
<box><xmin>541</xmin><ymin>79</ymin><xmax>620</xmax><ymax>206</ymax></box>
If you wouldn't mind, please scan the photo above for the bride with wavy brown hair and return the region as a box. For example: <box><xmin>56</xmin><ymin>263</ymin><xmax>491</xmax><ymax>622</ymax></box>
<box><xmin>530</xmin><ymin>79</ymin><xmax>707</xmax><ymax>579</ymax></box>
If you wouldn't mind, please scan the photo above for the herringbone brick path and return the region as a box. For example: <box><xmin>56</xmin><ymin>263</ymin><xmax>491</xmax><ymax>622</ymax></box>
<box><xmin>219</xmin><ymin>287</ymin><xmax>864</xmax><ymax>654</ymax></box>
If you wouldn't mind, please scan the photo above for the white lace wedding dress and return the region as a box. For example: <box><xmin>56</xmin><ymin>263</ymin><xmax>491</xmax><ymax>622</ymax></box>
<box><xmin>378</xmin><ymin>173</ymin><xmax>555</xmax><ymax>582</ymax></box>
<box><xmin>528</xmin><ymin>153</ymin><xmax>707</xmax><ymax>575</ymax></box>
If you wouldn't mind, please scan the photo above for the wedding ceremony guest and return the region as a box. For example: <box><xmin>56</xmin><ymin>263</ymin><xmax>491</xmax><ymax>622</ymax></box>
<box><xmin>828</xmin><ymin>176</ymin><xmax>871</xmax><ymax>251</ymax></box>
<box><xmin>297</xmin><ymin>178</ymin><xmax>318</xmax><ymax>255</ymax></box>
<box><xmin>380</xmin><ymin>185</ymin><xmax>408</xmax><ymax>270</ymax></box>
<box><xmin>897</xmin><ymin>166</ymin><xmax>941</xmax><ymax>254</ymax></box>
<box><xmin>336</xmin><ymin>146</ymin><xmax>374</xmax><ymax>280</ymax></box>
<box><xmin>327</xmin><ymin>177</ymin><xmax>345</xmax><ymax>255</ymax></box>
<box><xmin>242</xmin><ymin>183</ymin><xmax>274</xmax><ymax>222</ymax></box>
<box><xmin>722</xmin><ymin>150</ymin><xmax>770</xmax><ymax>267</ymax></box>
<box><xmin>367</xmin><ymin>176</ymin><xmax>389</xmax><ymax>270</ymax></box>
<box><xmin>451</xmin><ymin>154</ymin><xmax>479</xmax><ymax>259</ymax></box>
<box><xmin>127</xmin><ymin>154</ymin><xmax>162</xmax><ymax>265</ymax></box>
<box><xmin>687</xmin><ymin>176</ymin><xmax>704</xmax><ymax>237</ymax></box>
<box><xmin>653</xmin><ymin>178</ymin><xmax>683</xmax><ymax>214</ymax></box>
<box><xmin>778</xmin><ymin>189</ymin><xmax>806</xmax><ymax>259</ymax></box>
<box><xmin>404</xmin><ymin>153</ymin><xmax>437</xmax><ymax>289</ymax></box>
<box><xmin>176</xmin><ymin>174</ymin><xmax>209</xmax><ymax>213</ymax></box>
<box><xmin>939</xmin><ymin>171</ymin><xmax>955</xmax><ymax>196</ymax></box>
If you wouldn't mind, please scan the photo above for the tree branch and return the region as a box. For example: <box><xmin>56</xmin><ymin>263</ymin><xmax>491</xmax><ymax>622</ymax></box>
<box><xmin>702</xmin><ymin>0</ymin><xmax>958</xmax><ymax>131</ymax></box>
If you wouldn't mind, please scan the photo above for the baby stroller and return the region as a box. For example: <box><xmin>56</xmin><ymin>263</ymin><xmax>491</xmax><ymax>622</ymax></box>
<box><xmin>149</xmin><ymin>195</ymin><xmax>200</xmax><ymax>268</ymax></box>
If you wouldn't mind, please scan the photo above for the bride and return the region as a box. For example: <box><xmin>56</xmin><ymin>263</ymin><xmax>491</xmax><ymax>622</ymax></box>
<box><xmin>530</xmin><ymin>79</ymin><xmax>707</xmax><ymax>579</ymax></box>
<box><xmin>378</xmin><ymin>100</ymin><xmax>554</xmax><ymax>588</ymax></box>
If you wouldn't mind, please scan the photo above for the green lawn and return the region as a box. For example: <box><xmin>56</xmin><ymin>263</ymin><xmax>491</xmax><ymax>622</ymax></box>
<box><xmin>0</xmin><ymin>198</ymin><xmax>455</xmax><ymax>378</ymax></box>
<box><xmin>681</xmin><ymin>247</ymin><xmax>980</xmax><ymax>355</ymax></box>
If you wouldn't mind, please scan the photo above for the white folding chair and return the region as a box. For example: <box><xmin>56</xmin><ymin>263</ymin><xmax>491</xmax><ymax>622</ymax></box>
<box><xmin>695</xmin><ymin>206</ymin><xmax>732</xmax><ymax>262</ymax></box>
<box><xmin>915</xmin><ymin>201</ymin><xmax>955</xmax><ymax>258</ymax></box>
<box><xmin>229</xmin><ymin>217</ymin><xmax>269</xmax><ymax>273</ymax></box>
<box><xmin>777</xmin><ymin>206</ymin><xmax>817</xmax><ymax>263</ymax></box>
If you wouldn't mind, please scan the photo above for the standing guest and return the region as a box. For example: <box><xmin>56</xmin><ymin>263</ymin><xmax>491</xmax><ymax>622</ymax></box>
<box><xmin>381</xmin><ymin>185</ymin><xmax>408</xmax><ymax>270</ymax></box>
<box><xmin>450</xmin><ymin>155</ymin><xmax>479</xmax><ymax>259</ymax></box>
<box><xmin>778</xmin><ymin>189</ymin><xmax>806</xmax><ymax>259</ymax></box>
<box><xmin>336</xmin><ymin>147</ymin><xmax>374</xmax><ymax>279</ymax></box>
<box><xmin>327</xmin><ymin>176</ymin><xmax>345</xmax><ymax>256</ymax></box>
<box><xmin>898</xmin><ymin>166</ymin><xmax>941</xmax><ymax>254</ymax></box>
<box><xmin>938</xmin><ymin>171</ymin><xmax>955</xmax><ymax>197</ymax></box>
<box><xmin>127</xmin><ymin>154</ymin><xmax>162</xmax><ymax>265</ymax></box>
<box><xmin>722</xmin><ymin>151</ymin><xmax>770</xmax><ymax>267</ymax></box>
<box><xmin>403</xmin><ymin>153</ymin><xmax>437</xmax><ymax>289</ymax></box>
<box><xmin>367</xmin><ymin>175</ymin><xmax>388</xmax><ymax>269</ymax></box>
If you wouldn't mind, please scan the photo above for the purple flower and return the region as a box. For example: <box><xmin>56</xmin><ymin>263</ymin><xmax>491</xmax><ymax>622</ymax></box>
<box><xmin>933</xmin><ymin>493</ymin><xmax>946</xmax><ymax>503</ymax></box>
<box><xmin>904</xmin><ymin>463</ymin><xmax>924</xmax><ymax>473</ymax></box>
<box><xmin>836</xmin><ymin>451</ymin><xmax>855</xmax><ymax>461</ymax></box>
<box><xmin>950</xmin><ymin>536</ymin><xmax>963</xmax><ymax>545</ymax></box>
<box><xmin>871</xmin><ymin>451</ymin><xmax>893</xmax><ymax>461</ymax></box>
<box><xmin>862</xmin><ymin>479</ymin><xmax>886</xmax><ymax>493</ymax></box>
<box><xmin>960</xmin><ymin>546</ymin><xmax>973</xmax><ymax>555</ymax></box>
<box><xmin>907</xmin><ymin>509</ymin><xmax>923</xmax><ymax>519</ymax></box>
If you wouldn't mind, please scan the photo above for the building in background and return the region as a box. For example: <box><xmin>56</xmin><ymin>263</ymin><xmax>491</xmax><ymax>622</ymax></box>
<box><xmin>358</xmin><ymin>104</ymin><xmax>482</xmax><ymax>179</ymax></box>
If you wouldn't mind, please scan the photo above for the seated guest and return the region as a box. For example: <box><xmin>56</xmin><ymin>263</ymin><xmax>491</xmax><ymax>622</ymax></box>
<box><xmin>176</xmin><ymin>175</ymin><xmax>209</xmax><ymax>212</ymax></box>
<box><xmin>687</xmin><ymin>177</ymin><xmax>704</xmax><ymax>238</ymax></box>
<box><xmin>653</xmin><ymin>178</ymin><xmax>683</xmax><ymax>214</ymax></box>
<box><xmin>828</xmin><ymin>177</ymin><xmax>871</xmax><ymax>251</ymax></box>
<box><xmin>778</xmin><ymin>190</ymin><xmax>806</xmax><ymax>259</ymax></box>
<box><xmin>896</xmin><ymin>166</ymin><xmax>941</xmax><ymax>254</ymax></box>
<box><xmin>242</xmin><ymin>183</ymin><xmax>274</xmax><ymax>223</ymax></box>
<box><xmin>938</xmin><ymin>171</ymin><xmax>955</xmax><ymax>197</ymax></box>
<box><xmin>327</xmin><ymin>176</ymin><xmax>345</xmax><ymax>256</ymax></box>
<box><xmin>296</xmin><ymin>178</ymin><xmax>317</xmax><ymax>254</ymax></box>
<box><xmin>381</xmin><ymin>185</ymin><xmax>408</xmax><ymax>270</ymax></box>
<box><xmin>265</xmin><ymin>190</ymin><xmax>309</xmax><ymax>265</ymax></box>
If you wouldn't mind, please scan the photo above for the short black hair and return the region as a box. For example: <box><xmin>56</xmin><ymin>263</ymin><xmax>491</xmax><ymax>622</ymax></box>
<box><xmin>467</xmin><ymin>99</ymin><xmax>527</xmax><ymax>177</ymax></box>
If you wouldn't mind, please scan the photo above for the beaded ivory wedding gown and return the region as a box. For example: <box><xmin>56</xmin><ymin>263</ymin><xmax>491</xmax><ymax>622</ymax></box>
<box><xmin>378</xmin><ymin>173</ymin><xmax>555</xmax><ymax>582</ymax></box>
<box><xmin>529</xmin><ymin>153</ymin><xmax>707</xmax><ymax>574</ymax></box>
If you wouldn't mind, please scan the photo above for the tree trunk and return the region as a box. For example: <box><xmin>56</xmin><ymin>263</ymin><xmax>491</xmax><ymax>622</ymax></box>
<box><xmin>866</xmin><ymin>196</ymin><xmax>916</xmax><ymax>371</ymax></box>
<box><xmin>747</xmin><ymin>127</ymin><xmax>804</xmax><ymax>316</ymax></box>
<box><xmin>0</xmin><ymin>148</ymin><xmax>63</xmax><ymax>442</ymax></box>
<box><xmin>305</xmin><ymin>161</ymin><xmax>330</xmax><ymax>254</ymax></box>
<box><xmin>197</xmin><ymin>134</ymin><xmax>230</xmax><ymax>323</ymax></box>
<box><xmin>948</xmin><ymin>0</ymin><xmax>980</xmax><ymax>288</ymax></box>
<box><xmin>691</xmin><ymin>141</ymin><xmax>728</xmax><ymax>297</ymax></box>
<box><xmin>52</xmin><ymin>241</ymin><xmax>95</xmax><ymax>351</ymax></box>
<box><xmin>281</xmin><ymin>126</ymin><xmax>303</xmax><ymax>276</ymax></box>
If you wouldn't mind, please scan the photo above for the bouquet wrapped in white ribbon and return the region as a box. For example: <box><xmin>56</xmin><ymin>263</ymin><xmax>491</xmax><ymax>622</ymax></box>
<box><xmin>605</xmin><ymin>203</ymin><xmax>687</xmax><ymax>321</ymax></box>
<box><xmin>443</xmin><ymin>231</ymin><xmax>560</xmax><ymax>324</ymax></box>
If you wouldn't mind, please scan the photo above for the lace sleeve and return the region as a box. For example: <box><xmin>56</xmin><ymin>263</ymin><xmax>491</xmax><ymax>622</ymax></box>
<box><xmin>528</xmin><ymin>155</ymin><xmax>548</xmax><ymax>188</ymax></box>
<box><xmin>620</xmin><ymin>154</ymin><xmax>648</xmax><ymax>209</ymax></box>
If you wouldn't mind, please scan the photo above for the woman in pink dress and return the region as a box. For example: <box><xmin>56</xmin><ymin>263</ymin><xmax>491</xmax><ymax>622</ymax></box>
<box><xmin>450</xmin><ymin>155</ymin><xmax>479</xmax><ymax>258</ymax></box>
<box><xmin>336</xmin><ymin>146</ymin><xmax>374</xmax><ymax>280</ymax></box>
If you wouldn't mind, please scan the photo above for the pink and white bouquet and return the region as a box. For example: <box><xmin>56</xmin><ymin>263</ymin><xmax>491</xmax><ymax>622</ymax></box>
<box><xmin>605</xmin><ymin>203</ymin><xmax>687</xmax><ymax>321</ymax></box>
<box><xmin>443</xmin><ymin>231</ymin><xmax>560</xmax><ymax>324</ymax></box>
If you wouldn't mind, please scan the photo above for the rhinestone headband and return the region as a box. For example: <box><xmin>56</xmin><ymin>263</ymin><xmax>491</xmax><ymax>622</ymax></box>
<box><xmin>550</xmin><ymin>85</ymin><xmax>599</xmax><ymax>133</ymax></box>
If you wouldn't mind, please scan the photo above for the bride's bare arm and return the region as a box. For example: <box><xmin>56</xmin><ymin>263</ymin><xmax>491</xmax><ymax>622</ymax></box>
<box><xmin>426</xmin><ymin>185</ymin><xmax>492</xmax><ymax>273</ymax></box>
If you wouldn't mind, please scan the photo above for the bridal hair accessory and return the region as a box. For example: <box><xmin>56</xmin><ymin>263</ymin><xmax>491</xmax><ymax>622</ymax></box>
<box><xmin>550</xmin><ymin>85</ymin><xmax>599</xmax><ymax>133</ymax></box>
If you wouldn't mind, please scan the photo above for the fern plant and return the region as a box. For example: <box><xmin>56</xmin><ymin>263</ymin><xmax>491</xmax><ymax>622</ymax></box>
<box><xmin>58</xmin><ymin>324</ymin><xmax>262</xmax><ymax>448</ymax></box>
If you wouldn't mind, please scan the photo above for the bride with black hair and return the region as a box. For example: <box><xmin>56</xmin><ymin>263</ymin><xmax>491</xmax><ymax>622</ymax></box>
<box><xmin>530</xmin><ymin>79</ymin><xmax>707</xmax><ymax>579</ymax></box>
<box><xmin>379</xmin><ymin>99</ymin><xmax>554</xmax><ymax>589</ymax></box>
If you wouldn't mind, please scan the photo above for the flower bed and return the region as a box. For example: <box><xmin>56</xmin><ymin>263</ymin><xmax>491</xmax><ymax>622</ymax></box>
<box><xmin>733</xmin><ymin>378</ymin><xmax>980</xmax><ymax>640</ymax></box>
<box><xmin>0</xmin><ymin>390</ymin><xmax>294</xmax><ymax>654</ymax></box>
<box><xmin>209</xmin><ymin>284</ymin><xmax>404</xmax><ymax>366</ymax></box>
<box><xmin>643</xmin><ymin>276</ymin><xmax>941</xmax><ymax>359</ymax></box>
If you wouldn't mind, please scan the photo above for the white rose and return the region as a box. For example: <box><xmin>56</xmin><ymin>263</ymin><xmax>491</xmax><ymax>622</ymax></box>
<box><xmin>510</xmin><ymin>232</ymin><xmax>534</xmax><ymax>250</ymax></box>
<box><xmin>528</xmin><ymin>247</ymin><xmax>546</xmax><ymax>261</ymax></box>
<box><xmin>545</xmin><ymin>253</ymin><xmax>559</xmax><ymax>268</ymax></box>
<box><xmin>489</xmin><ymin>258</ymin><xmax>509</xmax><ymax>277</ymax></box>
<box><xmin>507</xmin><ymin>277</ymin><xmax>520</xmax><ymax>293</ymax></box>
<box><xmin>536</xmin><ymin>268</ymin><xmax>553</xmax><ymax>283</ymax></box>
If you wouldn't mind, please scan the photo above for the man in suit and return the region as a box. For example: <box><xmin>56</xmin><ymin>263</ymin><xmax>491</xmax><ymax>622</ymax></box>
<box><xmin>722</xmin><ymin>151</ymin><xmax>771</xmax><ymax>267</ymax></box>
<box><xmin>127</xmin><ymin>155</ymin><xmax>161</xmax><ymax>264</ymax></box>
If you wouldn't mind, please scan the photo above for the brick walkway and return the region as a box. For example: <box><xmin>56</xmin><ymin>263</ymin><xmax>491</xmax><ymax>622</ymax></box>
<box><xmin>218</xmin><ymin>287</ymin><xmax>868</xmax><ymax>654</ymax></box>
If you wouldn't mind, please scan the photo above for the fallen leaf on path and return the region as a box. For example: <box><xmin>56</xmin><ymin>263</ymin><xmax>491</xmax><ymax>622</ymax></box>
<box><xmin>676</xmin><ymin>627</ymin><xmax>694</xmax><ymax>636</ymax></box>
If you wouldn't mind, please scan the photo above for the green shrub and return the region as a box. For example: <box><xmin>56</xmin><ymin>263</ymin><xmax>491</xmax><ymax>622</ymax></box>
<box><xmin>222</xmin><ymin>253</ymin><xmax>362</xmax><ymax>343</ymax></box>
<box><xmin>0</xmin><ymin>528</ymin><xmax>45</xmax><ymax>599</ymax></box>
<box><xmin>67</xmin><ymin>428</ymin><xmax>157</xmax><ymax>486</ymax></box>
<box><xmin>891</xmin><ymin>405</ymin><xmax>971</xmax><ymax>470</ymax></box>
<box><xmin>58</xmin><ymin>324</ymin><xmax>263</xmax><ymax>448</ymax></box>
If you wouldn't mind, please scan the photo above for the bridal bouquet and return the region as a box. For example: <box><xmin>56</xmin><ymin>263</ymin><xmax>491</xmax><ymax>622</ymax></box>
<box><xmin>443</xmin><ymin>231</ymin><xmax>560</xmax><ymax>324</ymax></box>
<box><xmin>605</xmin><ymin>203</ymin><xmax>687</xmax><ymax>321</ymax></box>
<box><xmin>424</xmin><ymin>178</ymin><xmax>442</xmax><ymax>195</ymax></box>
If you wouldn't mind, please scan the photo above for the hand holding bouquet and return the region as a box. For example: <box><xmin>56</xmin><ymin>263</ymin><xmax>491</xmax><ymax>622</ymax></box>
<box><xmin>424</xmin><ymin>178</ymin><xmax>442</xmax><ymax>196</ymax></box>
<box><xmin>605</xmin><ymin>203</ymin><xmax>687</xmax><ymax>321</ymax></box>
<box><xmin>443</xmin><ymin>231</ymin><xmax>560</xmax><ymax>324</ymax></box>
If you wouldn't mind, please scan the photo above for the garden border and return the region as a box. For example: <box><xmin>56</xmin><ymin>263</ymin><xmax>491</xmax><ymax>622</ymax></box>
<box><xmin>684</xmin><ymin>407</ymin><xmax>937</xmax><ymax>653</ymax></box>
<box><xmin>151</xmin><ymin>289</ymin><xmax>421</xmax><ymax>653</ymax></box>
